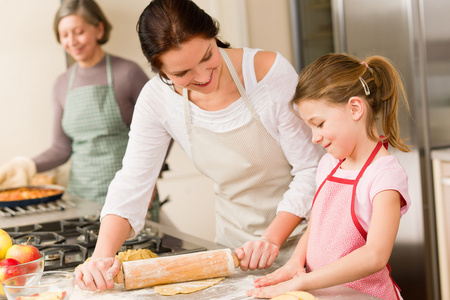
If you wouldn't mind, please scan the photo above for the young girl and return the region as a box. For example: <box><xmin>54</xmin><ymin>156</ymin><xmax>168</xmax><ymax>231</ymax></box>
<box><xmin>247</xmin><ymin>53</ymin><xmax>411</xmax><ymax>300</ymax></box>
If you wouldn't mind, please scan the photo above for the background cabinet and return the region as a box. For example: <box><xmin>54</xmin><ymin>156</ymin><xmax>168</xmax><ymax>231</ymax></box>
<box><xmin>432</xmin><ymin>149</ymin><xmax>450</xmax><ymax>300</ymax></box>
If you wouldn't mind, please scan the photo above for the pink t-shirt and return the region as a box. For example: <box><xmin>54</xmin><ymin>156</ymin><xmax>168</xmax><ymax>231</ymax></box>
<box><xmin>316</xmin><ymin>153</ymin><xmax>411</xmax><ymax>232</ymax></box>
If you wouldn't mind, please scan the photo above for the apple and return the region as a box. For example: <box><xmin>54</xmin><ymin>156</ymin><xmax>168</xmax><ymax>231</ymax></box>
<box><xmin>0</xmin><ymin>257</ymin><xmax>26</xmax><ymax>296</ymax></box>
<box><xmin>0</xmin><ymin>258</ymin><xmax>23</xmax><ymax>281</ymax></box>
<box><xmin>5</xmin><ymin>244</ymin><xmax>41</xmax><ymax>264</ymax></box>
<box><xmin>0</xmin><ymin>228</ymin><xmax>13</xmax><ymax>260</ymax></box>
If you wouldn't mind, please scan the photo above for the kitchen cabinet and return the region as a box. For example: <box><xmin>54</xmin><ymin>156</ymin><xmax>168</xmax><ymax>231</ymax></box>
<box><xmin>431</xmin><ymin>148</ymin><xmax>450</xmax><ymax>300</ymax></box>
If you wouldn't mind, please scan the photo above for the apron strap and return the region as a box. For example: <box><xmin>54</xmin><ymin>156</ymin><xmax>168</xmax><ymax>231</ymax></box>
<box><xmin>183</xmin><ymin>88</ymin><xmax>192</xmax><ymax>135</ymax></box>
<box><xmin>355</xmin><ymin>141</ymin><xmax>382</xmax><ymax>181</ymax></box>
<box><xmin>68</xmin><ymin>64</ymin><xmax>78</xmax><ymax>91</ymax></box>
<box><xmin>218</xmin><ymin>48</ymin><xmax>259</xmax><ymax>119</ymax></box>
<box><xmin>67</xmin><ymin>54</ymin><xmax>111</xmax><ymax>91</ymax></box>
<box><xmin>105</xmin><ymin>53</ymin><xmax>113</xmax><ymax>86</ymax></box>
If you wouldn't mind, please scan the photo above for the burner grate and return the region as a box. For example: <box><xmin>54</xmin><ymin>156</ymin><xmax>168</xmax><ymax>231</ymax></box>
<box><xmin>37</xmin><ymin>244</ymin><xmax>89</xmax><ymax>271</ymax></box>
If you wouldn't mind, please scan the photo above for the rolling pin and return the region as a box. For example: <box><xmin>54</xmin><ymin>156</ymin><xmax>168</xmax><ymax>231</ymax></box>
<box><xmin>114</xmin><ymin>248</ymin><xmax>240</xmax><ymax>290</ymax></box>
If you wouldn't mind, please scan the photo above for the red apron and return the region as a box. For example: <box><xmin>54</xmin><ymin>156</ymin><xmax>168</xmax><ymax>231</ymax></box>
<box><xmin>306</xmin><ymin>141</ymin><xmax>401</xmax><ymax>300</ymax></box>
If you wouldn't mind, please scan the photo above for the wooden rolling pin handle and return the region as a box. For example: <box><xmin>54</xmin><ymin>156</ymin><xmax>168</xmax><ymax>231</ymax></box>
<box><xmin>113</xmin><ymin>267</ymin><xmax>124</xmax><ymax>284</ymax></box>
<box><xmin>233</xmin><ymin>254</ymin><xmax>240</xmax><ymax>268</ymax></box>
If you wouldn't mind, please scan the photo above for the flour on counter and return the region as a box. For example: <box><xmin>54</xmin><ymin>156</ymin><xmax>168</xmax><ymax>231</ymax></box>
<box><xmin>72</xmin><ymin>275</ymin><xmax>257</xmax><ymax>299</ymax></box>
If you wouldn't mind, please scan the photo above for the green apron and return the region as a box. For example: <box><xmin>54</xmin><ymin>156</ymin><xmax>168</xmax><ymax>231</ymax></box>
<box><xmin>61</xmin><ymin>54</ymin><xmax>129</xmax><ymax>204</ymax></box>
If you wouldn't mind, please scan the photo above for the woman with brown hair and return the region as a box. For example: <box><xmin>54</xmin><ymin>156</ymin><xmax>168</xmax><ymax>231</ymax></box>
<box><xmin>75</xmin><ymin>0</ymin><xmax>322</xmax><ymax>291</ymax></box>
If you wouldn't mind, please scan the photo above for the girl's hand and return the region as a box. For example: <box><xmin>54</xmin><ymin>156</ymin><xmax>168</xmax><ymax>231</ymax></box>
<box><xmin>253</xmin><ymin>261</ymin><xmax>305</xmax><ymax>287</ymax></box>
<box><xmin>74</xmin><ymin>257</ymin><xmax>121</xmax><ymax>291</ymax></box>
<box><xmin>235</xmin><ymin>238</ymin><xmax>279</xmax><ymax>271</ymax></box>
<box><xmin>247</xmin><ymin>277</ymin><xmax>304</xmax><ymax>299</ymax></box>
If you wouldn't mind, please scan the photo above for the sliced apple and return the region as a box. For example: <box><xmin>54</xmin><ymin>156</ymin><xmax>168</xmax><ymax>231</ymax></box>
<box><xmin>16</xmin><ymin>290</ymin><xmax>66</xmax><ymax>300</ymax></box>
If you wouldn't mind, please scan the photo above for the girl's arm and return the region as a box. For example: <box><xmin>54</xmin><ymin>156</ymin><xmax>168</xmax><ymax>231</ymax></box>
<box><xmin>247</xmin><ymin>189</ymin><xmax>402</xmax><ymax>298</ymax></box>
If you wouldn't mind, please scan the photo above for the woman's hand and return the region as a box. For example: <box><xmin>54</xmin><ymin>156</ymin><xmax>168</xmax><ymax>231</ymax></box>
<box><xmin>235</xmin><ymin>237</ymin><xmax>280</xmax><ymax>271</ymax></box>
<box><xmin>74</xmin><ymin>257</ymin><xmax>121</xmax><ymax>291</ymax></box>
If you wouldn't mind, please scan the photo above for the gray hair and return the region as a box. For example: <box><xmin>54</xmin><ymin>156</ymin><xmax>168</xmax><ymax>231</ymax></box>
<box><xmin>53</xmin><ymin>0</ymin><xmax>112</xmax><ymax>45</ymax></box>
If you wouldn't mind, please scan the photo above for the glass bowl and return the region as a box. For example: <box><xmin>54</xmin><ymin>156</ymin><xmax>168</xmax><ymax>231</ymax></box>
<box><xmin>0</xmin><ymin>252</ymin><xmax>44</xmax><ymax>297</ymax></box>
<box><xmin>2</xmin><ymin>271</ymin><xmax>74</xmax><ymax>300</ymax></box>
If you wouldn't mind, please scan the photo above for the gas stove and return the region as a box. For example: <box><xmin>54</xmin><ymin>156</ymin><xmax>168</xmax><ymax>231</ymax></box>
<box><xmin>4</xmin><ymin>218</ymin><xmax>207</xmax><ymax>271</ymax></box>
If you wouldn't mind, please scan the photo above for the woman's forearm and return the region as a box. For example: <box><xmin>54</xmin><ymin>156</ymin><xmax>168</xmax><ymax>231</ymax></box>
<box><xmin>91</xmin><ymin>214</ymin><xmax>132</xmax><ymax>259</ymax></box>
<box><xmin>262</xmin><ymin>211</ymin><xmax>302</xmax><ymax>248</ymax></box>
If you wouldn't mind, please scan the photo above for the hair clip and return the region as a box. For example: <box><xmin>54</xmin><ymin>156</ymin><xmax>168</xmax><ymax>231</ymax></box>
<box><xmin>359</xmin><ymin>77</ymin><xmax>370</xmax><ymax>96</ymax></box>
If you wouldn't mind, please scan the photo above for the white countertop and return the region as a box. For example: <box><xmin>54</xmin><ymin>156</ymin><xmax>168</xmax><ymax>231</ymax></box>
<box><xmin>71</xmin><ymin>266</ymin><xmax>381</xmax><ymax>300</ymax></box>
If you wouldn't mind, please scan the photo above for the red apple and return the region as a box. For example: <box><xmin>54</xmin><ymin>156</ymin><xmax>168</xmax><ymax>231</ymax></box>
<box><xmin>5</xmin><ymin>245</ymin><xmax>41</xmax><ymax>264</ymax></box>
<box><xmin>0</xmin><ymin>257</ymin><xmax>26</xmax><ymax>295</ymax></box>
<box><xmin>0</xmin><ymin>258</ymin><xmax>20</xmax><ymax>267</ymax></box>
<box><xmin>0</xmin><ymin>258</ymin><xmax>23</xmax><ymax>281</ymax></box>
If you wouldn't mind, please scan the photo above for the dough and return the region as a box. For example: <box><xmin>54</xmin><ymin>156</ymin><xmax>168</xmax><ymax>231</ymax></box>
<box><xmin>154</xmin><ymin>277</ymin><xmax>225</xmax><ymax>296</ymax></box>
<box><xmin>116</xmin><ymin>249</ymin><xmax>158</xmax><ymax>261</ymax></box>
<box><xmin>271</xmin><ymin>291</ymin><xmax>316</xmax><ymax>300</ymax></box>
<box><xmin>114</xmin><ymin>249</ymin><xmax>157</xmax><ymax>284</ymax></box>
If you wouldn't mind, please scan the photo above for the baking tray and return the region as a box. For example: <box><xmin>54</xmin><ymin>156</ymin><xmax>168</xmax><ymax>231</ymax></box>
<box><xmin>0</xmin><ymin>185</ymin><xmax>65</xmax><ymax>208</ymax></box>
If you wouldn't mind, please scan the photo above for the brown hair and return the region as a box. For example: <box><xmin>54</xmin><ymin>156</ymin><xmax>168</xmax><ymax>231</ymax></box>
<box><xmin>291</xmin><ymin>53</ymin><xmax>410</xmax><ymax>152</ymax></box>
<box><xmin>53</xmin><ymin>0</ymin><xmax>112</xmax><ymax>45</ymax></box>
<box><xmin>137</xmin><ymin>0</ymin><xmax>230</xmax><ymax>80</ymax></box>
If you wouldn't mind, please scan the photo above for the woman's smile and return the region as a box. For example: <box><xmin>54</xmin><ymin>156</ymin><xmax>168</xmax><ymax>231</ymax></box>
<box><xmin>193</xmin><ymin>71</ymin><xmax>213</xmax><ymax>87</ymax></box>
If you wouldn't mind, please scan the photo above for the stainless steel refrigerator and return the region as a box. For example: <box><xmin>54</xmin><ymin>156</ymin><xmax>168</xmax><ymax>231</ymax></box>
<box><xmin>290</xmin><ymin>0</ymin><xmax>450</xmax><ymax>299</ymax></box>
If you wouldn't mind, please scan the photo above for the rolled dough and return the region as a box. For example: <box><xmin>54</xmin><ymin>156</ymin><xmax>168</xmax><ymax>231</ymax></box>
<box><xmin>154</xmin><ymin>277</ymin><xmax>225</xmax><ymax>296</ymax></box>
<box><xmin>271</xmin><ymin>291</ymin><xmax>316</xmax><ymax>300</ymax></box>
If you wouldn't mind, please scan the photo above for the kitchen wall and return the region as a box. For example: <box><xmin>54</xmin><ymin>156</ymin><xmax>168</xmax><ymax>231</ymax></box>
<box><xmin>0</xmin><ymin>0</ymin><xmax>294</xmax><ymax>242</ymax></box>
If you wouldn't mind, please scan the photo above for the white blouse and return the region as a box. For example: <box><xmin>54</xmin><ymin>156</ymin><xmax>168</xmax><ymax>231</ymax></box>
<box><xmin>101</xmin><ymin>48</ymin><xmax>324</xmax><ymax>237</ymax></box>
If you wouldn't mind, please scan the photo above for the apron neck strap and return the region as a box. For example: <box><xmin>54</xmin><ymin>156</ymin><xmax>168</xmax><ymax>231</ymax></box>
<box><xmin>68</xmin><ymin>53</ymin><xmax>111</xmax><ymax>90</ymax></box>
<box><xmin>355</xmin><ymin>141</ymin><xmax>383</xmax><ymax>181</ymax></box>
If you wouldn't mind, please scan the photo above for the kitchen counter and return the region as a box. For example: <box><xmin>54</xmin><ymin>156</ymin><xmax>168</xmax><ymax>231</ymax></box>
<box><xmin>71</xmin><ymin>267</ymin><xmax>381</xmax><ymax>300</ymax></box>
<box><xmin>71</xmin><ymin>220</ymin><xmax>381</xmax><ymax>300</ymax></box>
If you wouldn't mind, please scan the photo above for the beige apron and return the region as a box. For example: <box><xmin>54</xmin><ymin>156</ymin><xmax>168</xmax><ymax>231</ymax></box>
<box><xmin>183</xmin><ymin>48</ymin><xmax>303</xmax><ymax>263</ymax></box>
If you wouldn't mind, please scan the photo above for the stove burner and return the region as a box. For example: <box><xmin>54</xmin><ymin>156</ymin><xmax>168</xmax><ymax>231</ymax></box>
<box><xmin>12</xmin><ymin>232</ymin><xmax>66</xmax><ymax>246</ymax></box>
<box><xmin>36</xmin><ymin>244</ymin><xmax>89</xmax><ymax>271</ymax></box>
<box><xmin>76</xmin><ymin>223</ymin><xmax>100</xmax><ymax>246</ymax></box>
